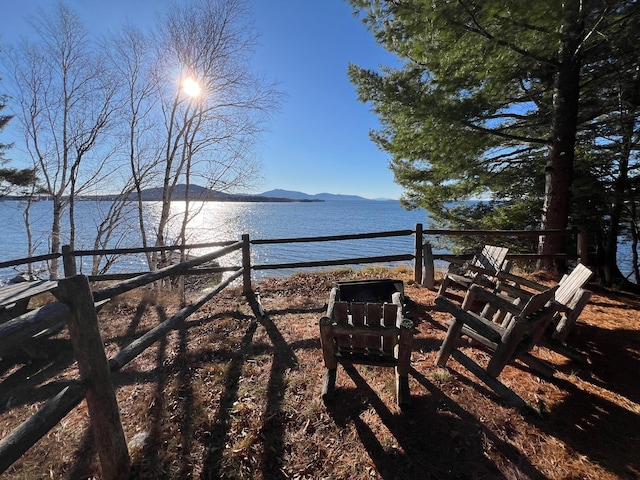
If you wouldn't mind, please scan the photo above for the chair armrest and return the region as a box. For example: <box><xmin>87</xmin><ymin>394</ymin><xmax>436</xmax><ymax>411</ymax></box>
<box><xmin>495</xmin><ymin>271</ymin><xmax>547</xmax><ymax>291</ymax></box>
<box><xmin>466</xmin><ymin>285</ymin><xmax>528</xmax><ymax>317</ymax></box>
<box><xmin>493</xmin><ymin>282</ymin><xmax>535</xmax><ymax>301</ymax></box>
<box><xmin>464</xmin><ymin>264</ymin><xmax>499</xmax><ymax>276</ymax></box>
<box><xmin>445</xmin><ymin>258</ymin><xmax>468</xmax><ymax>268</ymax></box>
<box><xmin>435</xmin><ymin>294</ymin><xmax>503</xmax><ymax>344</ymax></box>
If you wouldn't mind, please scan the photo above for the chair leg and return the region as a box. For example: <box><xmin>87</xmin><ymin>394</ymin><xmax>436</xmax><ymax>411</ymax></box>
<box><xmin>319</xmin><ymin>317</ymin><xmax>338</xmax><ymax>402</ymax></box>
<box><xmin>437</xmin><ymin>275</ymin><xmax>451</xmax><ymax>295</ymax></box>
<box><xmin>322</xmin><ymin>367</ymin><xmax>337</xmax><ymax>402</ymax></box>
<box><xmin>395</xmin><ymin>320</ymin><xmax>413</xmax><ymax>407</ymax></box>
<box><xmin>435</xmin><ymin>319</ymin><xmax>464</xmax><ymax>367</ymax></box>
<box><xmin>396</xmin><ymin>368</ymin><xmax>411</xmax><ymax>407</ymax></box>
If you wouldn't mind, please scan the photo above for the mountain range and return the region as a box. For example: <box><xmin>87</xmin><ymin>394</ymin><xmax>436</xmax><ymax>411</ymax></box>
<box><xmin>11</xmin><ymin>184</ymin><xmax>390</xmax><ymax>202</ymax></box>
<box><xmin>126</xmin><ymin>185</ymin><xmax>382</xmax><ymax>202</ymax></box>
<box><xmin>256</xmin><ymin>189</ymin><xmax>372</xmax><ymax>202</ymax></box>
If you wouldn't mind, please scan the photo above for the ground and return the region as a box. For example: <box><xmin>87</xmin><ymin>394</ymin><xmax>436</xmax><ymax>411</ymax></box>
<box><xmin>0</xmin><ymin>266</ymin><xmax>639</xmax><ymax>479</ymax></box>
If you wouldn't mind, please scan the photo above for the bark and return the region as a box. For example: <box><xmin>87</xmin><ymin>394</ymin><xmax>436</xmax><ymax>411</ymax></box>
<box><xmin>50</xmin><ymin>198</ymin><xmax>63</xmax><ymax>279</ymax></box>
<box><xmin>603</xmin><ymin>68</ymin><xmax>639</xmax><ymax>284</ymax></box>
<box><xmin>538</xmin><ymin>6</ymin><xmax>583</xmax><ymax>273</ymax></box>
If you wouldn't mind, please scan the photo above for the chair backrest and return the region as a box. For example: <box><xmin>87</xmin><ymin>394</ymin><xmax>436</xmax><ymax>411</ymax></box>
<box><xmin>332</xmin><ymin>300</ymin><xmax>400</xmax><ymax>355</ymax></box>
<box><xmin>500</xmin><ymin>285</ymin><xmax>558</xmax><ymax>333</ymax></box>
<box><xmin>555</xmin><ymin>264</ymin><xmax>594</xmax><ymax>306</ymax></box>
<box><xmin>473</xmin><ymin>245</ymin><xmax>509</xmax><ymax>273</ymax></box>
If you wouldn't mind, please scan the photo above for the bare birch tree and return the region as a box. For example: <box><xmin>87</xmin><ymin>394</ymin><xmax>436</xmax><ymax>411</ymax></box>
<box><xmin>2</xmin><ymin>0</ymin><xmax>281</xmax><ymax>278</ymax></box>
<box><xmin>98</xmin><ymin>26</ymin><xmax>162</xmax><ymax>273</ymax></box>
<box><xmin>151</xmin><ymin>0</ymin><xmax>282</xmax><ymax>266</ymax></box>
<box><xmin>5</xmin><ymin>4</ymin><xmax>119</xmax><ymax>277</ymax></box>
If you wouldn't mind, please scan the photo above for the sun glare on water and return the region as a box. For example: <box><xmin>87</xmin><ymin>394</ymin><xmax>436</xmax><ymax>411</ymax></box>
<box><xmin>182</xmin><ymin>77</ymin><xmax>201</xmax><ymax>97</ymax></box>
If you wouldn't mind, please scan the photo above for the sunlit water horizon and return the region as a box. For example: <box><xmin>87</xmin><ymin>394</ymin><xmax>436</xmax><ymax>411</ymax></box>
<box><xmin>1</xmin><ymin>199</ymin><xmax>636</xmax><ymax>284</ymax></box>
<box><xmin>1</xmin><ymin>199</ymin><xmax>431</xmax><ymax>282</ymax></box>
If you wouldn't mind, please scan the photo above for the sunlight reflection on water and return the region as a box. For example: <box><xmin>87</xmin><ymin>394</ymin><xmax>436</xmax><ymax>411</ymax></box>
<box><xmin>1</xmin><ymin>200</ymin><xmax>430</xmax><ymax>281</ymax></box>
<box><xmin>2</xmin><ymin>199</ymin><xmax>636</xmax><ymax>283</ymax></box>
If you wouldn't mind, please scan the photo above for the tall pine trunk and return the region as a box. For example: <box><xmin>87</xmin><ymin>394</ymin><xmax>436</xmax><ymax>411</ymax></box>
<box><xmin>538</xmin><ymin>6</ymin><xmax>583</xmax><ymax>273</ymax></box>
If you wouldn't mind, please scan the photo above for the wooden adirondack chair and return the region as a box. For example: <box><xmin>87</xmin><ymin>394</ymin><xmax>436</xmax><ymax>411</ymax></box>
<box><xmin>438</xmin><ymin>245</ymin><xmax>509</xmax><ymax>297</ymax></box>
<box><xmin>319</xmin><ymin>282</ymin><xmax>413</xmax><ymax>407</ymax></box>
<box><xmin>492</xmin><ymin>263</ymin><xmax>594</xmax><ymax>343</ymax></box>
<box><xmin>434</xmin><ymin>284</ymin><xmax>559</xmax><ymax>405</ymax></box>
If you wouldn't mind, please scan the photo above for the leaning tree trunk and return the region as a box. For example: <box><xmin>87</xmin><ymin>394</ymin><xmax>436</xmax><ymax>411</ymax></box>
<box><xmin>538</xmin><ymin>7</ymin><xmax>583</xmax><ymax>274</ymax></box>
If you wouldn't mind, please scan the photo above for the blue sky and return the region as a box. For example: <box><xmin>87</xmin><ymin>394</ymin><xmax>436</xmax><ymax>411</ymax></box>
<box><xmin>1</xmin><ymin>0</ymin><xmax>403</xmax><ymax>199</ymax></box>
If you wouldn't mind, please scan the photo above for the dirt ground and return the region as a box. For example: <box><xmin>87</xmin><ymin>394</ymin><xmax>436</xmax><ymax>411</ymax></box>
<box><xmin>1</xmin><ymin>266</ymin><xmax>639</xmax><ymax>479</ymax></box>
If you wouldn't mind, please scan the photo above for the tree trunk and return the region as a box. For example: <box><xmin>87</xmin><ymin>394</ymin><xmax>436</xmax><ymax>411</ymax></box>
<box><xmin>50</xmin><ymin>197</ymin><xmax>63</xmax><ymax>279</ymax></box>
<box><xmin>538</xmin><ymin>6</ymin><xmax>583</xmax><ymax>273</ymax></box>
<box><xmin>631</xmin><ymin>203</ymin><xmax>639</xmax><ymax>284</ymax></box>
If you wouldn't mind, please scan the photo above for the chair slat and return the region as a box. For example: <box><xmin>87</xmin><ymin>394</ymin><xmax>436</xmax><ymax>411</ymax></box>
<box><xmin>351</xmin><ymin>303</ymin><xmax>366</xmax><ymax>326</ymax></box>
<box><xmin>366</xmin><ymin>303</ymin><xmax>382</xmax><ymax>327</ymax></box>
<box><xmin>333</xmin><ymin>301</ymin><xmax>348</xmax><ymax>324</ymax></box>
<box><xmin>350</xmin><ymin>303</ymin><xmax>366</xmax><ymax>349</ymax></box>
<box><xmin>365</xmin><ymin>303</ymin><xmax>382</xmax><ymax>352</ymax></box>
<box><xmin>555</xmin><ymin>264</ymin><xmax>593</xmax><ymax>305</ymax></box>
<box><xmin>382</xmin><ymin>303</ymin><xmax>398</xmax><ymax>327</ymax></box>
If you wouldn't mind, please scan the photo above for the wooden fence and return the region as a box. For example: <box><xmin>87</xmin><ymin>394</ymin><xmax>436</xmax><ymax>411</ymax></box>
<box><xmin>0</xmin><ymin>225</ymin><xmax>585</xmax><ymax>478</ymax></box>
<box><xmin>0</xmin><ymin>223</ymin><xmax>588</xmax><ymax>290</ymax></box>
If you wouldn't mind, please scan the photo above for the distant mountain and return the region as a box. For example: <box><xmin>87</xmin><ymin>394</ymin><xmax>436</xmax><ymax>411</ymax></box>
<box><xmin>74</xmin><ymin>185</ymin><xmax>321</xmax><ymax>203</ymax></box>
<box><xmin>135</xmin><ymin>185</ymin><xmax>322</xmax><ymax>202</ymax></box>
<box><xmin>257</xmin><ymin>189</ymin><xmax>371</xmax><ymax>201</ymax></box>
<box><xmin>137</xmin><ymin>184</ymin><xmax>237</xmax><ymax>201</ymax></box>
<box><xmin>40</xmin><ymin>185</ymin><xmax>390</xmax><ymax>202</ymax></box>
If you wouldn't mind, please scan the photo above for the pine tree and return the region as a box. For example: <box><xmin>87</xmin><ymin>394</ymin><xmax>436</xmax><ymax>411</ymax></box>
<box><xmin>348</xmin><ymin>0</ymin><xmax>640</xmax><ymax>279</ymax></box>
<box><xmin>1</xmin><ymin>78</ymin><xmax>36</xmax><ymax>195</ymax></box>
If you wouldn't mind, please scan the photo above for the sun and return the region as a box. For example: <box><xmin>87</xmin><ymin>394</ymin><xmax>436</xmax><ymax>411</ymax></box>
<box><xmin>182</xmin><ymin>77</ymin><xmax>201</xmax><ymax>97</ymax></box>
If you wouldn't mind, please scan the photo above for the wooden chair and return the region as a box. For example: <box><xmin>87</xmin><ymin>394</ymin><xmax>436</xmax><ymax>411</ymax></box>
<box><xmin>438</xmin><ymin>245</ymin><xmax>509</xmax><ymax>297</ymax></box>
<box><xmin>492</xmin><ymin>263</ymin><xmax>594</xmax><ymax>343</ymax></box>
<box><xmin>435</xmin><ymin>284</ymin><xmax>559</xmax><ymax>404</ymax></box>
<box><xmin>319</xmin><ymin>285</ymin><xmax>413</xmax><ymax>407</ymax></box>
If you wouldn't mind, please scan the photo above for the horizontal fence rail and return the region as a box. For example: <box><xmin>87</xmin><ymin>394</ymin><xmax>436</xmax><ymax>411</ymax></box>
<box><xmin>1</xmin><ymin>225</ymin><xmax>586</xmax><ymax>288</ymax></box>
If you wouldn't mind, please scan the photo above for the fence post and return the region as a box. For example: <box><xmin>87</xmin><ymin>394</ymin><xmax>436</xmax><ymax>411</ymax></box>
<box><xmin>242</xmin><ymin>234</ymin><xmax>252</xmax><ymax>294</ymax></box>
<box><xmin>577</xmin><ymin>229</ymin><xmax>589</xmax><ymax>265</ymax></box>
<box><xmin>414</xmin><ymin>223</ymin><xmax>423</xmax><ymax>284</ymax></box>
<box><xmin>57</xmin><ymin>275</ymin><xmax>130</xmax><ymax>480</ymax></box>
<box><xmin>422</xmin><ymin>242</ymin><xmax>435</xmax><ymax>290</ymax></box>
<box><xmin>62</xmin><ymin>245</ymin><xmax>76</xmax><ymax>277</ymax></box>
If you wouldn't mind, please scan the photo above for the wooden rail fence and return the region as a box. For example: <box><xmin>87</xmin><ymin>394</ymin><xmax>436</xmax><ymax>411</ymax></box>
<box><xmin>0</xmin><ymin>225</ymin><xmax>586</xmax><ymax>477</ymax></box>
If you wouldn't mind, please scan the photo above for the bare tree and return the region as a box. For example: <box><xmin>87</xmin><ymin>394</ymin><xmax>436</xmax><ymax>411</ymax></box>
<box><xmin>151</xmin><ymin>0</ymin><xmax>282</xmax><ymax>266</ymax></box>
<box><xmin>103</xmin><ymin>25</ymin><xmax>162</xmax><ymax>271</ymax></box>
<box><xmin>5</xmin><ymin>4</ymin><xmax>119</xmax><ymax>277</ymax></box>
<box><xmin>2</xmin><ymin>0</ymin><xmax>281</xmax><ymax>279</ymax></box>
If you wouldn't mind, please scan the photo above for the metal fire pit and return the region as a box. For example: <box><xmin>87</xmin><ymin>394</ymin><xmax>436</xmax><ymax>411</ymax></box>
<box><xmin>331</xmin><ymin>278</ymin><xmax>405</xmax><ymax>304</ymax></box>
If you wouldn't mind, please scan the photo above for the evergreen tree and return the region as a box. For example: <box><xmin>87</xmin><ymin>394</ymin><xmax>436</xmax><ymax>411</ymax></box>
<box><xmin>0</xmin><ymin>77</ymin><xmax>36</xmax><ymax>196</ymax></box>
<box><xmin>348</xmin><ymin>0</ymin><xmax>639</xmax><ymax>280</ymax></box>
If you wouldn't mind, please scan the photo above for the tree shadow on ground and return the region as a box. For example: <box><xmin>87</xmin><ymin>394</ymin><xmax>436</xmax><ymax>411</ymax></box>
<box><xmin>0</xmin><ymin>338</ymin><xmax>77</xmax><ymax>414</ymax></box>
<box><xmin>533</xmin><ymin>368</ymin><xmax>640</xmax><ymax>479</ymax></box>
<box><xmin>555</xmin><ymin>323</ymin><xmax>640</xmax><ymax>405</ymax></box>
<box><xmin>323</xmin><ymin>363</ymin><xmax>547</xmax><ymax>479</ymax></box>
<box><xmin>199</xmin><ymin>292</ymin><xmax>300</xmax><ymax>479</ymax></box>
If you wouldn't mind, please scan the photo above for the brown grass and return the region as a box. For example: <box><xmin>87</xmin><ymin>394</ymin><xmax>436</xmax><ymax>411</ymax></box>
<box><xmin>1</xmin><ymin>266</ymin><xmax>639</xmax><ymax>479</ymax></box>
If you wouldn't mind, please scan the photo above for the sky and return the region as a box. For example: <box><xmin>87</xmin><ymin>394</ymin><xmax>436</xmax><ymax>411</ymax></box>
<box><xmin>1</xmin><ymin>0</ymin><xmax>404</xmax><ymax>200</ymax></box>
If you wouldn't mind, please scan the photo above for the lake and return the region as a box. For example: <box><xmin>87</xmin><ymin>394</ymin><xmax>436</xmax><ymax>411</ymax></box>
<box><xmin>1</xmin><ymin>199</ymin><xmax>636</xmax><ymax>284</ymax></box>
<box><xmin>0</xmin><ymin>199</ymin><xmax>431</xmax><ymax>282</ymax></box>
